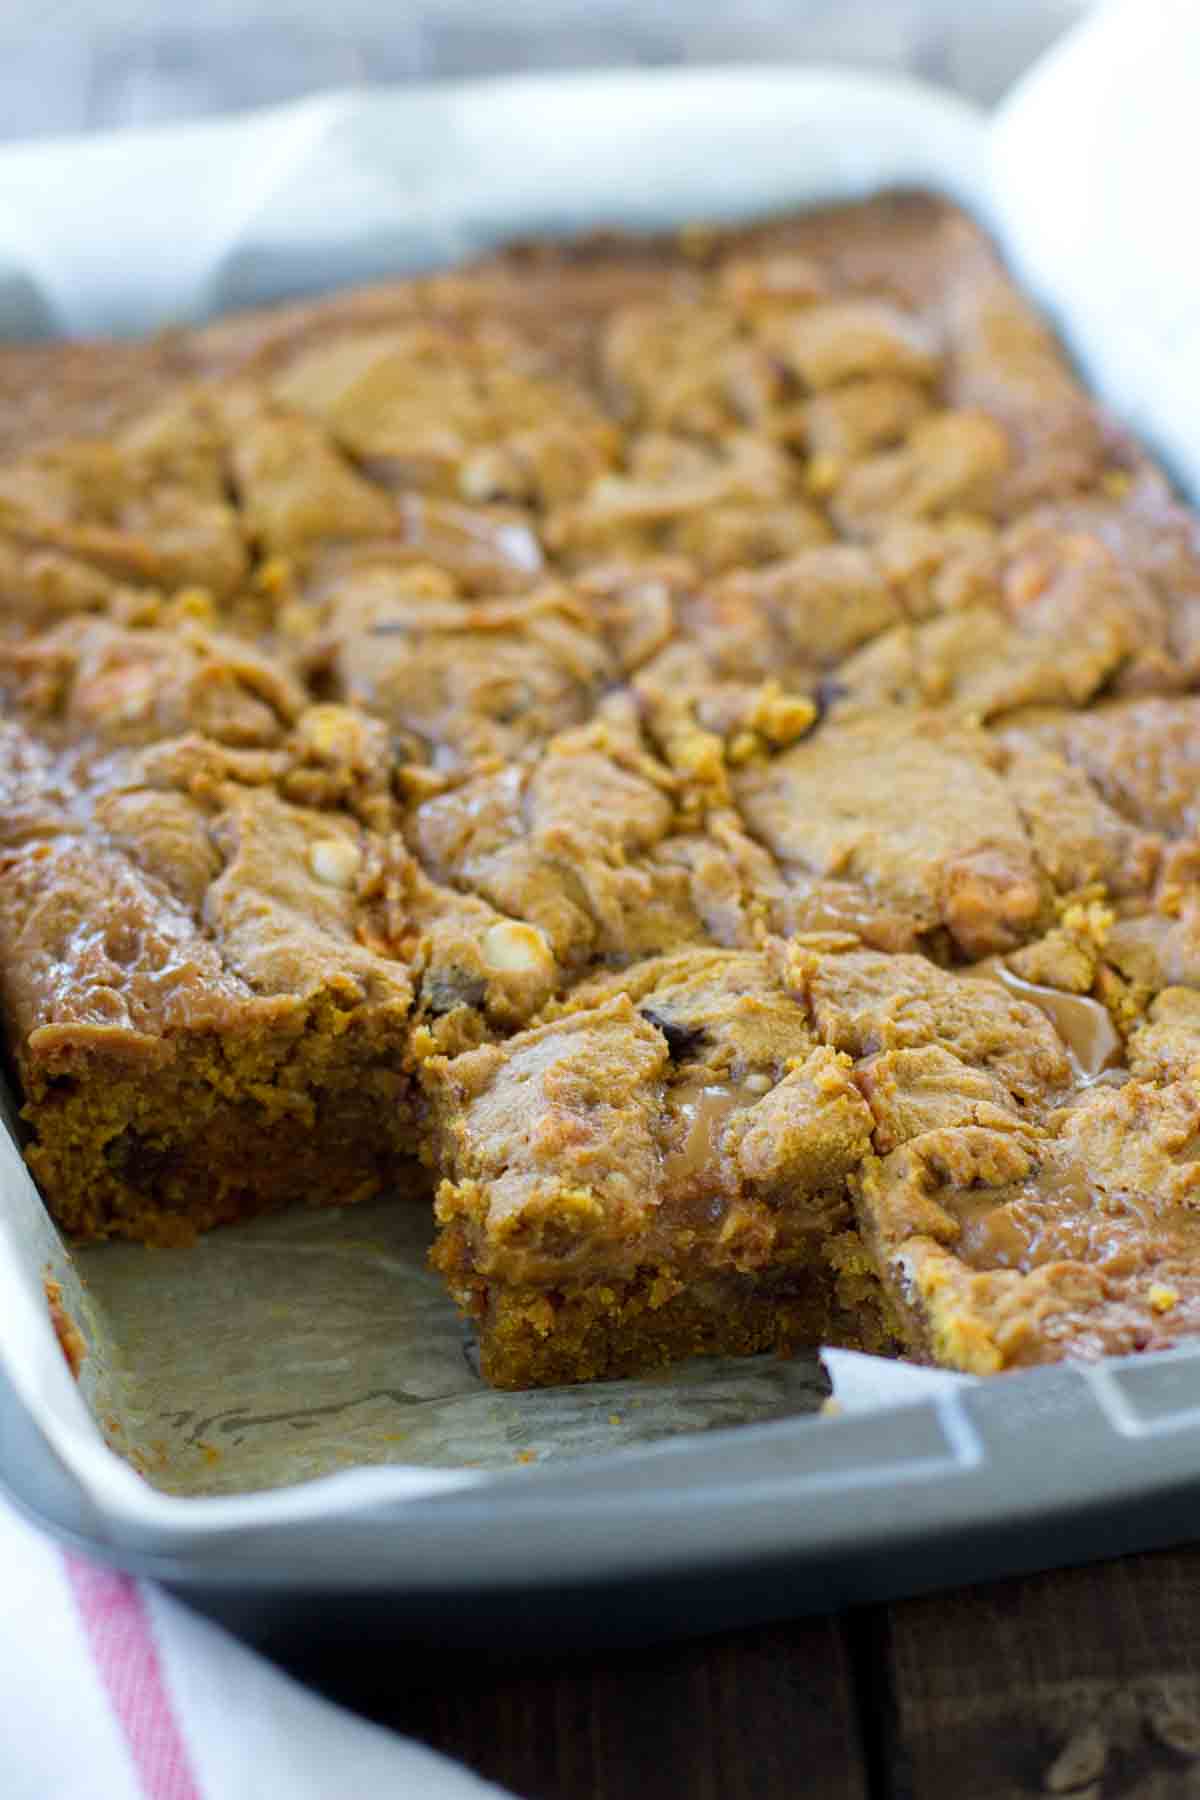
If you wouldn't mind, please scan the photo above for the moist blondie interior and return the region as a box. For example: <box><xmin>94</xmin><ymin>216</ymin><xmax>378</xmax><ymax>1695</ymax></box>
<box><xmin>0</xmin><ymin>194</ymin><xmax>1198</xmax><ymax>1383</ymax></box>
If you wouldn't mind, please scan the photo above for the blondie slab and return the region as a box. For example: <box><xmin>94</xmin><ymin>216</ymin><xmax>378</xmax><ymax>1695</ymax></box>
<box><xmin>0</xmin><ymin>194</ymin><xmax>1196</xmax><ymax>1387</ymax></box>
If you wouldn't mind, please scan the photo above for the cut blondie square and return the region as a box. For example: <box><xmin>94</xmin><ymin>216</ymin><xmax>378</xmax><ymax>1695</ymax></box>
<box><xmin>0</xmin><ymin>698</ymin><xmax>560</xmax><ymax>1245</ymax></box>
<box><xmin>855</xmin><ymin>1063</ymin><xmax>1200</xmax><ymax>1372</ymax></box>
<box><xmin>427</xmin><ymin>950</ymin><xmax>898</xmax><ymax>1387</ymax></box>
<box><xmin>425</xmin><ymin>942</ymin><xmax>1081</xmax><ymax>1388</ymax></box>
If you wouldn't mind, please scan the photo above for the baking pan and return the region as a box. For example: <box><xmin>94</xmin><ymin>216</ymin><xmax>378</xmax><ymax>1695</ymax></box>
<box><xmin>2</xmin><ymin>52</ymin><xmax>1199</xmax><ymax>1654</ymax></box>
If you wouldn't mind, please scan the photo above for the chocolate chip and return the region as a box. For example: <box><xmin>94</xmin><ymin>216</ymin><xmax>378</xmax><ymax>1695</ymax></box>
<box><xmin>813</xmin><ymin>677</ymin><xmax>849</xmax><ymax>721</ymax></box>
<box><xmin>640</xmin><ymin>1008</ymin><xmax>708</xmax><ymax>1061</ymax></box>
<box><xmin>103</xmin><ymin>1127</ymin><xmax>169</xmax><ymax>1185</ymax></box>
<box><xmin>421</xmin><ymin>967</ymin><xmax>487</xmax><ymax>1016</ymax></box>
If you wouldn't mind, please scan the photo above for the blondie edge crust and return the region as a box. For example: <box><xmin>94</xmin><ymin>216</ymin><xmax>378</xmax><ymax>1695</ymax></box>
<box><xmin>0</xmin><ymin>194</ymin><xmax>1198</xmax><ymax>1385</ymax></box>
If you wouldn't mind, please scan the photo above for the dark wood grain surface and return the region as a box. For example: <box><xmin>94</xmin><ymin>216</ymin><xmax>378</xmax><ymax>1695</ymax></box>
<box><xmin>885</xmin><ymin>1551</ymin><xmax>1200</xmax><ymax>1800</ymax></box>
<box><xmin>342</xmin><ymin>1550</ymin><xmax>1200</xmax><ymax>1798</ymax></box>
<box><xmin>369</xmin><ymin>1616</ymin><xmax>867</xmax><ymax>1800</ymax></box>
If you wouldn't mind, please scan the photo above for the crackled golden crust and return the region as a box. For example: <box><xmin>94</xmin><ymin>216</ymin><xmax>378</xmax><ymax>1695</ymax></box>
<box><xmin>426</xmin><ymin>951</ymin><xmax>900</xmax><ymax>1385</ymax></box>
<box><xmin>853</xmin><ymin>1078</ymin><xmax>1200</xmax><ymax>1373</ymax></box>
<box><xmin>1</xmin><ymin>193</ymin><xmax>1199</xmax><ymax>1384</ymax></box>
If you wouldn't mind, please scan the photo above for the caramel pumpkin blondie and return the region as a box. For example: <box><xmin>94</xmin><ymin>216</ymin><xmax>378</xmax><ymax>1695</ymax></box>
<box><xmin>0</xmin><ymin>194</ymin><xmax>1198</xmax><ymax>1386</ymax></box>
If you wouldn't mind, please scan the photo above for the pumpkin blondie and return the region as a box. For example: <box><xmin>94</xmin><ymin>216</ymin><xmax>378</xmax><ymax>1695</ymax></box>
<box><xmin>0</xmin><ymin>194</ymin><xmax>1197</xmax><ymax>1387</ymax></box>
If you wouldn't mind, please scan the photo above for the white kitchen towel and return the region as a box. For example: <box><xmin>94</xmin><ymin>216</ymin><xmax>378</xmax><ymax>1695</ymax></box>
<box><xmin>0</xmin><ymin>1493</ymin><xmax>512</xmax><ymax>1799</ymax></box>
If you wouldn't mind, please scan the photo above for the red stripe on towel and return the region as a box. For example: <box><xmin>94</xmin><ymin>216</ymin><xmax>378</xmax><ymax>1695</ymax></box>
<box><xmin>65</xmin><ymin>1553</ymin><xmax>201</xmax><ymax>1800</ymax></box>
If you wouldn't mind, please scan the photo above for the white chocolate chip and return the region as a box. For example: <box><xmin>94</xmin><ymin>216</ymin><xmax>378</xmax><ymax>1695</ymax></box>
<box><xmin>459</xmin><ymin>447</ymin><xmax>526</xmax><ymax>504</ymax></box>
<box><xmin>482</xmin><ymin>920</ymin><xmax>552</xmax><ymax>976</ymax></box>
<box><xmin>744</xmin><ymin>1072</ymin><xmax>772</xmax><ymax>1094</ymax></box>
<box><xmin>299</xmin><ymin>704</ymin><xmax>358</xmax><ymax>760</ymax></box>
<box><xmin>307</xmin><ymin>838</ymin><xmax>362</xmax><ymax>889</ymax></box>
<box><xmin>111</xmin><ymin>670</ymin><xmax>156</xmax><ymax>723</ymax></box>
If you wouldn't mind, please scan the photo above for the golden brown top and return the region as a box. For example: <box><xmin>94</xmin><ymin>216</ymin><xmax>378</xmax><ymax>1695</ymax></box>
<box><xmin>1</xmin><ymin>192</ymin><xmax>1199</xmax><ymax>1367</ymax></box>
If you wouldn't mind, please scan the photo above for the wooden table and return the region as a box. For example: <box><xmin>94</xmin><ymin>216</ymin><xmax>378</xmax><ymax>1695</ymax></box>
<box><xmin>324</xmin><ymin>1546</ymin><xmax>1200</xmax><ymax>1797</ymax></box>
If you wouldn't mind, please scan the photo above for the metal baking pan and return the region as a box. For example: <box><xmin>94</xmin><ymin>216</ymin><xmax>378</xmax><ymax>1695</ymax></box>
<box><xmin>2</xmin><ymin>54</ymin><xmax>1199</xmax><ymax>1655</ymax></box>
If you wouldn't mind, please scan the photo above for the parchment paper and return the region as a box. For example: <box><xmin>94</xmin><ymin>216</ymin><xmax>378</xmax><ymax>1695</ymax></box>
<box><xmin>0</xmin><ymin>1</ymin><xmax>1193</xmax><ymax>1517</ymax></box>
<box><xmin>75</xmin><ymin>1198</ymin><xmax>829</xmax><ymax>1496</ymax></box>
